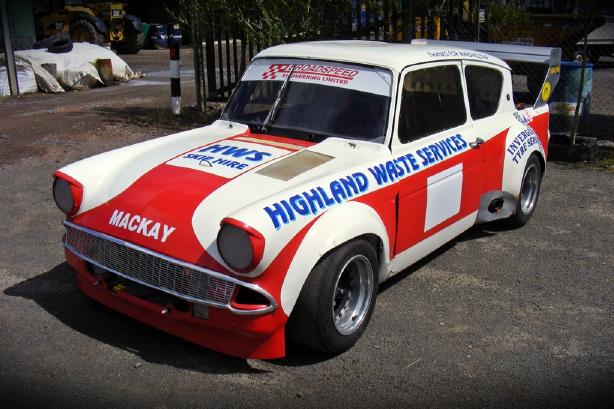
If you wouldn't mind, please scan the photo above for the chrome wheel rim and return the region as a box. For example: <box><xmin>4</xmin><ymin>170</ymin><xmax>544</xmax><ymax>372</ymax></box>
<box><xmin>520</xmin><ymin>163</ymin><xmax>540</xmax><ymax>215</ymax></box>
<box><xmin>332</xmin><ymin>254</ymin><xmax>373</xmax><ymax>336</ymax></box>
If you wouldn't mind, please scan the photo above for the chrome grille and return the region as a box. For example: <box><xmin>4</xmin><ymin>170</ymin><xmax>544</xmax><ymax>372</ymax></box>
<box><xmin>64</xmin><ymin>224</ymin><xmax>236</xmax><ymax>306</ymax></box>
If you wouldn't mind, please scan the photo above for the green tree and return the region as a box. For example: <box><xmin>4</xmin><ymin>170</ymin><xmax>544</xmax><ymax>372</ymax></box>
<box><xmin>172</xmin><ymin>0</ymin><xmax>353</xmax><ymax>45</ymax></box>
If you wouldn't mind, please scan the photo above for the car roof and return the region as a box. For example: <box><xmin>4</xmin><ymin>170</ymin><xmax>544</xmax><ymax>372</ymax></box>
<box><xmin>255</xmin><ymin>40</ymin><xmax>510</xmax><ymax>72</ymax></box>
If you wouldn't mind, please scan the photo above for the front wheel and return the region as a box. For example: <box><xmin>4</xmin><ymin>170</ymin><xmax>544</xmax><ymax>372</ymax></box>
<box><xmin>508</xmin><ymin>154</ymin><xmax>543</xmax><ymax>227</ymax></box>
<box><xmin>286</xmin><ymin>239</ymin><xmax>378</xmax><ymax>354</ymax></box>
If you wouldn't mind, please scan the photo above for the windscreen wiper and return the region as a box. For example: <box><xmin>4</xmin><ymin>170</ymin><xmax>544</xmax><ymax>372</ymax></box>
<box><xmin>261</xmin><ymin>64</ymin><xmax>296</xmax><ymax>134</ymax></box>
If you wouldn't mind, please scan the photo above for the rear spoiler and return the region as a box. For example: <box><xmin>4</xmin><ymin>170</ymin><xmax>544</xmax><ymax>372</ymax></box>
<box><xmin>411</xmin><ymin>39</ymin><xmax>561</xmax><ymax>109</ymax></box>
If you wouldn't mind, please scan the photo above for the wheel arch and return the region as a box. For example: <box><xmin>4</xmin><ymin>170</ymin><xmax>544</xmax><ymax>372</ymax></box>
<box><xmin>502</xmin><ymin>124</ymin><xmax>547</xmax><ymax>199</ymax></box>
<box><xmin>279</xmin><ymin>201</ymin><xmax>391</xmax><ymax>316</ymax></box>
<box><xmin>534</xmin><ymin>150</ymin><xmax>546</xmax><ymax>176</ymax></box>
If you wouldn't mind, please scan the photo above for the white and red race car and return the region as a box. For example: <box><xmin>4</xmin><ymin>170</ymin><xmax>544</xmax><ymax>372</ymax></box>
<box><xmin>53</xmin><ymin>40</ymin><xmax>560</xmax><ymax>359</ymax></box>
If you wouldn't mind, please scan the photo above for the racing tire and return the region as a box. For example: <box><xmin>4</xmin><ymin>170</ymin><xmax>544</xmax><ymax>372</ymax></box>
<box><xmin>113</xmin><ymin>25</ymin><xmax>144</xmax><ymax>54</ymax></box>
<box><xmin>286</xmin><ymin>239</ymin><xmax>378</xmax><ymax>355</ymax></box>
<box><xmin>508</xmin><ymin>154</ymin><xmax>543</xmax><ymax>228</ymax></box>
<box><xmin>70</xmin><ymin>19</ymin><xmax>104</xmax><ymax>45</ymax></box>
<box><xmin>48</xmin><ymin>38</ymin><xmax>73</xmax><ymax>53</ymax></box>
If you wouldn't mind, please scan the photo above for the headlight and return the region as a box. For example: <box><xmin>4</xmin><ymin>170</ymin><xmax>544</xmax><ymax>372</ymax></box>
<box><xmin>217</xmin><ymin>219</ymin><xmax>265</xmax><ymax>273</ymax></box>
<box><xmin>53</xmin><ymin>172</ymin><xmax>83</xmax><ymax>216</ymax></box>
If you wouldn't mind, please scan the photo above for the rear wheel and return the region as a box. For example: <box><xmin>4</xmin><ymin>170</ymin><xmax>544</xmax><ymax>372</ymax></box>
<box><xmin>508</xmin><ymin>154</ymin><xmax>542</xmax><ymax>228</ymax></box>
<box><xmin>287</xmin><ymin>239</ymin><xmax>378</xmax><ymax>354</ymax></box>
<box><xmin>70</xmin><ymin>19</ymin><xmax>103</xmax><ymax>45</ymax></box>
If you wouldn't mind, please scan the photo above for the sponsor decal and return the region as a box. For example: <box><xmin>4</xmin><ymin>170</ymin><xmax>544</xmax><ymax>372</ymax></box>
<box><xmin>242</xmin><ymin>58</ymin><xmax>392</xmax><ymax>97</ymax></box>
<box><xmin>109</xmin><ymin>209</ymin><xmax>176</xmax><ymax>242</ymax></box>
<box><xmin>166</xmin><ymin>140</ymin><xmax>289</xmax><ymax>178</ymax></box>
<box><xmin>549</xmin><ymin>66</ymin><xmax>560</xmax><ymax>75</ymax></box>
<box><xmin>506</xmin><ymin>128</ymin><xmax>540</xmax><ymax>164</ymax></box>
<box><xmin>262</xmin><ymin>63</ymin><xmax>359</xmax><ymax>85</ymax></box>
<box><xmin>264</xmin><ymin>134</ymin><xmax>469</xmax><ymax>229</ymax></box>
<box><xmin>264</xmin><ymin>172</ymin><xmax>370</xmax><ymax>230</ymax></box>
<box><xmin>541</xmin><ymin>81</ymin><xmax>551</xmax><ymax>102</ymax></box>
<box><xmin>513</xmin><ymin>111</ymin><xmax>532</xmax><ymax>125</ymax></box>
<box><xmin>426</xmin><ymin>49</ymin><xmax>489</xmax><ymax>60</ymax></box>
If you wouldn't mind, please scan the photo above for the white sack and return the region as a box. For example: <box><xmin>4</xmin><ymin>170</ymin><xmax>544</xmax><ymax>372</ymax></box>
<box><xmin>13</xmin><ymin>43</ymin><xmax>135</xmax><ymax>91</ymax></box>
<box><xmin>0</xmin><ymin>60</ymin><xmax>38</xmax><ymax>96</ymax></box>
<box><xmin>27</xmin><ymin>61</ymin><xmax>65</xmax><ymax>93</ymax></box>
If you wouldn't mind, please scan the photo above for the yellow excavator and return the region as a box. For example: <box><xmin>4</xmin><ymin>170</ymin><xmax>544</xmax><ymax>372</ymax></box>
<box><xmin>39</xmin><ymin>1</ymin><xmax>144</xmax><ymax>53</ymax></box>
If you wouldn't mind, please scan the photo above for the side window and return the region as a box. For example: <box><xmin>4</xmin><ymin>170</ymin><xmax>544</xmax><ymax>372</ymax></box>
<box><xmin>398</xmin><ymin>65</ymin><xmax>467</xmax><ymax>144</ymax></box>
<box><xmin>465</xmin><ymin>65</ymin><xmax>503</xmax><ymax>120</ymax></box>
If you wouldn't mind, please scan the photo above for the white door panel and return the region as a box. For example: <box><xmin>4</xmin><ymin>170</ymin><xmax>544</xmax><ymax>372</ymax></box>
<box><xmin>425</xmin><ymin>163</ymin><xmax>463</xmax><ymax>231</ymax></box>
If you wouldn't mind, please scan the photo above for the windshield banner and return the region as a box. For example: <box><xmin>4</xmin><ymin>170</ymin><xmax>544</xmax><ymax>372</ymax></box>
<box><xmin>242</xmin><ymin>58</ymin><xmax>392</xmax><ymax>97</ymax></box>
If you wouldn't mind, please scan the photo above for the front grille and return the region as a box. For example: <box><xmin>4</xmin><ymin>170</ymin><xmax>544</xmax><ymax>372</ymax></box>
<box><xmin>65</xmin><ymin>224</ymin><xmax>236</xmax><ymax>306</ymax></box>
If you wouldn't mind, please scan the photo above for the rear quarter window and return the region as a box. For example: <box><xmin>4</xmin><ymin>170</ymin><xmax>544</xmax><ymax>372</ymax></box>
<box><xmin>465</xmin><ymin>65</ymin><xmax>503</xmax><ymax>120</ymax></box>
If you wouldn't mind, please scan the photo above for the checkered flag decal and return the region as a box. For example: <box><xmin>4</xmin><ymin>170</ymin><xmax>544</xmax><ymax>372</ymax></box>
<box><xmin>262</xmin><ymin>64</ymin><xmax>289</xmax><ymax>80</ymax></box>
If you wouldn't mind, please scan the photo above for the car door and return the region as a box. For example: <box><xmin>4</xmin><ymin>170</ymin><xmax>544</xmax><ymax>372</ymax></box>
<box><xmin>463</xmin><ymin>61</ymin><xmax>510</xmax><ymax>193</ymax></box>
<box><xmin>390</xmin><ymin>61</ymin><xmax>483</xmax><ymax>269</ymax></box>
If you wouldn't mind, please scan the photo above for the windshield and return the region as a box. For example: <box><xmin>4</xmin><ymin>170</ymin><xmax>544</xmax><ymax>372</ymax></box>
<box><xmin>222</xmin><ymin>59</ymin><xmax>393</xmax><ymax>143</ymax></box>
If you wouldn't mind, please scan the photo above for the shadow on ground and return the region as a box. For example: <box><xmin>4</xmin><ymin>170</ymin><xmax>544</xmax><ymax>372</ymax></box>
<box><xmin>3</xmin><ymin>262</ymin><xmax>272</xmax><ymax>374</ymax></box>
<box><xmin>379</xmin><ymin>222</ymin><xmax>503</xmax><ymax>293</ymax></box>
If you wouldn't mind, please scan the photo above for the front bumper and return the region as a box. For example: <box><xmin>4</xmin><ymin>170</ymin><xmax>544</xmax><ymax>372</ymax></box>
<box><xmin>64</xmin><ymin>221</ymin><xmax>276</xmax><ymax>315</ymax></box>
<box><xmin>64</xmin><ymin>228</ymin><xmax>288</xmax><ymax>359</ymax></box>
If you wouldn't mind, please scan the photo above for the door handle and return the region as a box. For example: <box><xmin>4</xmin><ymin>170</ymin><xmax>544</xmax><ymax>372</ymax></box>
<box><xmin>469</xmin><ymin>138</ymin><xmax>484</xmax><ymax>148</ymax></box>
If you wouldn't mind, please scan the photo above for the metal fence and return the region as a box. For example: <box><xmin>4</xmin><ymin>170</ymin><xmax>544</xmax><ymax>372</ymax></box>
<box><xmin>194</xmin><ymin>0</ymin><xmax>613</xmax><ymax>140</ymax></box>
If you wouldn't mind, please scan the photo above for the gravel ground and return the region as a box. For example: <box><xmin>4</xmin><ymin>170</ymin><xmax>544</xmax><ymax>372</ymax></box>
<box><xmin>0</xmin><ymin>49</ymin><xmax>613</xmax><ymax>409</ymax></box>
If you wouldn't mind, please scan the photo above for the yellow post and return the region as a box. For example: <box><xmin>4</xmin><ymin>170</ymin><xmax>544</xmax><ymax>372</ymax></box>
<box><xmin>415</xmin><ymin>16</ymin><xmax>421</xmax><ymax>39</ymax></box>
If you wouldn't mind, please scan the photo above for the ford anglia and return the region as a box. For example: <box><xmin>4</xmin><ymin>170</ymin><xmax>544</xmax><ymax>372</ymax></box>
<box><xmin>53</xmin><ymin>40</ymin><xmax>561</xmax><ymax>359</ymax></box>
